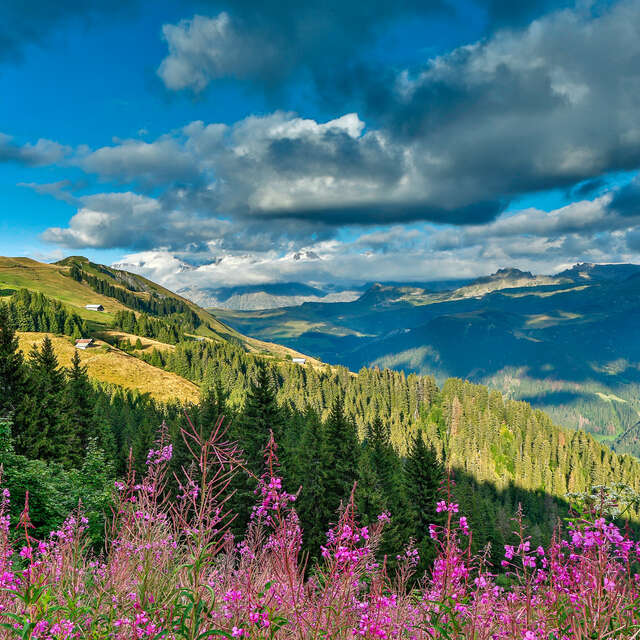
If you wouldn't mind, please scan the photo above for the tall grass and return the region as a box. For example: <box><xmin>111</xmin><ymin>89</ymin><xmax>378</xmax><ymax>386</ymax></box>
<box><xmin>2</xmin><ymin>419</ymin><xmax>640</xmax><ymax>639</ymax></box>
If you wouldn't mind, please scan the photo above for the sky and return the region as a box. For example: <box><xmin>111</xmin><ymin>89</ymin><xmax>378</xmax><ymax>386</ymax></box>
<box><xmin>2</xmin><ymin>0</ymin><xmax>640</xmax><ymax>289</ymax></box>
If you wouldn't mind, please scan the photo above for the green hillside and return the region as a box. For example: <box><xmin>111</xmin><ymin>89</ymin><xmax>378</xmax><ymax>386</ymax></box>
<box><xmin>0</xmin><ymin>256</ymin><xmax>317</xmax><ymax>363</ymax></box>
<box><xmin>17</xmin><ymin>331</ymin><xmax>199</xmax><ymax>403</ymax></box>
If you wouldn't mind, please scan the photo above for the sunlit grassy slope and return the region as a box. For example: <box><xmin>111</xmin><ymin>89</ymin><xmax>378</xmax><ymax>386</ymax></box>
<box><xmin>0</xmin><ymin>257</ymin><xmax>126</xmax><ymax>324</ymax></box>
<box><xmin>0</xmin><ymin>256</ymin><xmax>316</xmax><ymax>363</ymax></box>
<box><xmin>17</xmin><ymin>332</ymin><xmax>200</xmax><ymax>404</ymax></box>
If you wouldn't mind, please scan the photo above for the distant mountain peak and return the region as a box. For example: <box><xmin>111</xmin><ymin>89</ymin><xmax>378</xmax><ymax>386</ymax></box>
<box><xmin>474</xmin><ymin>268</ymin><xmax>535</xmax><ymax>284</ymax></box>
<box><xmin>494</xmin><ymin>267</ymin><xmax>534</xmax><ymax>278</ymax></box>
<box><xmin>556</xmin><ymin>262</ymin><xmax>640</xmax><ymax>282</ymax></box>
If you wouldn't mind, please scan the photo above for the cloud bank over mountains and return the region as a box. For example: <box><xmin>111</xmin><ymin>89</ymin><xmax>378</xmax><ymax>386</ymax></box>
<box><xmin>4</xmin><ymin>0</ymin><xmax>640</xmax><ymax>285</ymax></box>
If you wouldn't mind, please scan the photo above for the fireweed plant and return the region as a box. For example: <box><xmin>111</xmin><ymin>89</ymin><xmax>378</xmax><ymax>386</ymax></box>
<box><xmin>1</xmin><ymin>418</ymin><xmax>640</xmax><ymax>639</ymax></box>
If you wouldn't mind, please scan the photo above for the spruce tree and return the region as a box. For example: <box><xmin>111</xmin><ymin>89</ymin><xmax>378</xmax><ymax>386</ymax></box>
<box><xmin>294</xmin><ymin>409</ymin><xmax>331</xmax><ymax>558</ymax></box>
<box><xmin>358</xmin><ymin>413</ymin><xmax>408</xmax><ymax>563</ymax></box>
<box><xmin>91</xmin><ymin>391</ymin><xmax>117</xmax><ymax>461</ymax></box>
<box><xmin>404</xmin><ymin>429</ymin><xmax>445</xmax><ymax>573</ymax></box>
<box><xmin>234</xmin><ymin>361</ymin><xmax>284</xmax><ymax>474</ymax></box>
<box><xmin>230</xmin><ymin>361</ymin><xmax>285</xmax><ymax>533</ymax></box>
<box><xmin>198</xmin><ymin>377</ymin><xmax>228</xmax><ymax>439</ymax></box>
<box><xmin>17</xmin><ymin>337</ymin><xmax>69</xmax><ymax>463</ymax></box>
<box><xmin>69</xmin><ymin>262</ymin><xmax>83</xmax><ymax>282</ymax></box>
<box><xmin>64</xmin><ymin>349</ymin><xmax>95</xmax><ymax>464</ymax></box>
<box><xmin>0</xmin><ymin>304</ymin><xmax>26</xmax><ymax>420</ymax></box>
<box><xmin>323</xmin><ymin>392</ymin><xmax>359</xmax><ymax>518</ymax></box>
<box><xmin>357</xmin><ymin>414</ymin><xmax>391</xmax><ymax>522</ymax></box>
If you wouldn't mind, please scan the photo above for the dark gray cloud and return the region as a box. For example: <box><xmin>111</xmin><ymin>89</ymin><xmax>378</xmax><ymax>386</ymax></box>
<box><xmin>427</xmin><ymin>190</ymin><xmax>640</xmax><ymax>253</ymax></box>
<box><xmin>608</xmin><ymin>177</ymin><xmax>640</xmax><ymax>217</ymax></box>
<box><xmin>363</xmin><ymin>0</ymin><xmax>640</xmax><ymax>203</ymax></box>
<box><xmin>26</xmin><ymin>0</ymin><xmax>640</xmax><ymax>263</ymax></box>
<box><xmin>158</xmin><ymin>1</ymin><xmax>450</xmax><ymax>91</ymax></box>
<box><xmin>625</xmin><ymin>227</ymin><xmax>640</xmax><ymax>251</ymax></box>
<box><xmin>158</xmin><ymin>0</ymin><xmax>574</xmax><ymax>95</ymax></box>
<box><xmin>147</xmin><ymin>0</ymin><xmax>640</xmax><ymax>233</ymax></box>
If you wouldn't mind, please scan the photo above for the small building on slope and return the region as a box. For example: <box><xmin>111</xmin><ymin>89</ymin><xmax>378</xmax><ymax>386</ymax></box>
<box><xmin>85</xmin><ymin>304</ymin><xmax>104</xmax><ymax>311</ymax></box>
<box><xmin>75</xmin><ymin>338</ymin><xmax>94</xmax><ymax>350</ymax></box>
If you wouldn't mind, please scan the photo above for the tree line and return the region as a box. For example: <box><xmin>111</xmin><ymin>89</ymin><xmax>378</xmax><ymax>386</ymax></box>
<box><xmin>112</xmin><ymin>309</ymin><xmax>196</xmax><ymax>344</ymax></box>
<box><xmin>2</xmin><ymin>289</ymin><xmax>87</xmax><ymax>338</ymax></box>
<box><xmin>71</xmin><ymin>261</ymin><xmax>201</xmax><ymax>320</ymax></box>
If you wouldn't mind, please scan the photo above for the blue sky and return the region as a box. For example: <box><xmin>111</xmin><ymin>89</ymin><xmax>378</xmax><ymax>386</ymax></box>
<box><xmin>2</xmin><ymin>0</ymin><xmax>640</xmax><ymax>289</ymax></box>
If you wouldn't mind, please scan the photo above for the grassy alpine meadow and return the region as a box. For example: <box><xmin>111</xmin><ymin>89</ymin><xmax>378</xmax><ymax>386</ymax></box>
<box><xmin>3</xmin><ymin>418</ymin><xmax>640</xmax><ymax>640</ymax></box>
<box><xmin>16</xmin><ymin>333</ymin><xmax>200</xmax><ymax>404</ymax></box>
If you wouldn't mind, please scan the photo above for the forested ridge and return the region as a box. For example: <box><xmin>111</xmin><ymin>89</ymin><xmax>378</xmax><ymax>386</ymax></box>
<box><xmin>3</xmin><ymin>293</ymin><xmax>640</xmax><ymax>574</ymax></box>
<box><xmin>147</xmin><ymin>337</ymin><xmax>640</xmax><ymax>498</ymax></box>
<box><xmin>2</xmin><ymin>288</ymin><xmax>88</xmax><ymax>338</ymax></box>
<box><xmin>112</xmin><ymin>309</ymin><xmax>199</xmax><ymax>344</ymax></box>
<box><xmin>70</xmin><ymin>259</ymin><xmax>199</xmax><ymax>319</ymax></box>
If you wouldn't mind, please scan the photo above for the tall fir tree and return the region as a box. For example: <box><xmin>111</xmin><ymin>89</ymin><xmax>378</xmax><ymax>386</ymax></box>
<box><xmin>404</xmin><ymin>429</ymin><xmax>445</xmax><ymax>573</ymax></box>
<box><xmin>0</xmin><ymin>304</ymin><xmax>26</xmax><ymax>420</ymax></box>
<box><xmin>198</xmin><ymin>376</ymin><xmax>228</xmax><ymax>438</ymax></box>
<box><xmin>357</xmin><ymin>413</ymin><xmax>408</xmax><ymax>564</ymax></box>
<box><xmin>323</xmin><ymin>392</ymin><xmax>360</xmax><ymax>519</ymax></box>
<box><xmin>230</xmin><ymin>360</ymin><xmax>285</xmax><ymax>533</ymax></box>
<box><xmin>17</xmin><ymin>337</ymin><xmax>69</xmax><ymax>463</ymax></box>
<box><xmin>63</xmin><ymin>349</ymin><xmax>95</xmax><ymax>466</ymax></box>
<box><xmin>233</xmin><ymin>361</ymin><xmax>284</xmax><ymax>474</ymax></box>
<box><xmin>294</xmin><ymin>409</ymin><xmax>331</xmax><ymax>559</ymax></box>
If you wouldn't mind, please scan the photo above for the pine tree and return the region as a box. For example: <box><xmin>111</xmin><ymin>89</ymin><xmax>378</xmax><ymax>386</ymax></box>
<box><xmin>0</xmin><ymin>304</ymin><xmax>26</xmax><ymax>420</ymax></box>
<box><xmin>230</xmin><ymin>361</ymin><xmax>285</xmax><ymax>533</ymax></box>
<box><xmin>357</xmin><ymin>413</ymin><xmax>409</xmax><ymax>563</ymax></box>
<box><xmin>404</xmin><ymin>429</ymin><xmax>445</xmax><ymax>573</ymax></box>
<box><xmin>150</xmin><ymin>348</ymin><xmax>164</xmax><ymax>368</ymax></box>
<box><xmin>294</xmin><ymin>409</ymin><xmax>331</xmax><ymax>558</ymax></box>
<box><xmin>198</xmin><ymin>377</ymin><xmax>228</xmax><ymax>439</ymax></box>
<box><xmin>64</xmin><ymin>349</ymin><xmax>95</xmax><ymax>465</ymax></box>
<box><xmin>234</xmin><ymin>361</ymin><xmax>284</xmax><ymax>475</ymax></box>
<box><xmin>131</xmin><ymin>417</ymin><xmax>157</xmax><ymax>474</ymax></box>
<box><xmin>69</xmin><ymin>262</ymin><xmax>83</xmax><ymax>282</ymax></box>
<box><xmin>365</xmin><ymin>414</ymin><xmax>397</xmax><ymax>495</ymax></box>
<box><xmin>91</xmin><ymin>391</ymin><xmax>117</xmax><ymax>461</ymax></box>
<box><xmin>323</xmin><ymin>392</ymin><xmax>359</xmax><ymax>517</ymax></box>
<box><xmin>17</xmin><ymin>337</ymin><xmax>69</xmax><ymax>463</ymax></box>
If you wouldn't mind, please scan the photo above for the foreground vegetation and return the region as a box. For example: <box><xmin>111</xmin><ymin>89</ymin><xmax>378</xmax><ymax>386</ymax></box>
<box><xmin>5</xmin><ymin>270</ymin><xmax>640</xmax><ymax>637</ymax></box>
<box><xmin>3</xmin><ymin>421</ymin><xmax>640</xmax><ymax>639</ymax></box>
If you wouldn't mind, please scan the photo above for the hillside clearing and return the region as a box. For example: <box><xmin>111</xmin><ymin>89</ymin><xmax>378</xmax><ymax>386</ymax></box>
<box><xmin>17</xmin><ymin>332</ymin><xmax>199</xmax><ymax>404</ymax></box>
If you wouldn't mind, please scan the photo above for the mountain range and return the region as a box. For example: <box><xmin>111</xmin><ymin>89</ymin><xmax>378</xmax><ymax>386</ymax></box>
<box><xmin>173</xmin><ymin>282</ymin><xmax>362</xmax><ymax>311</ymax></box>
<box><xmin>111</xmin><ymin>252</ymin><xmax>363</xmax><ymax>311</ymax></box>
<box><xmin>214</xmin><ymin>263</ymin><xmax>640</xmax><ymax>456</ymax></box>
